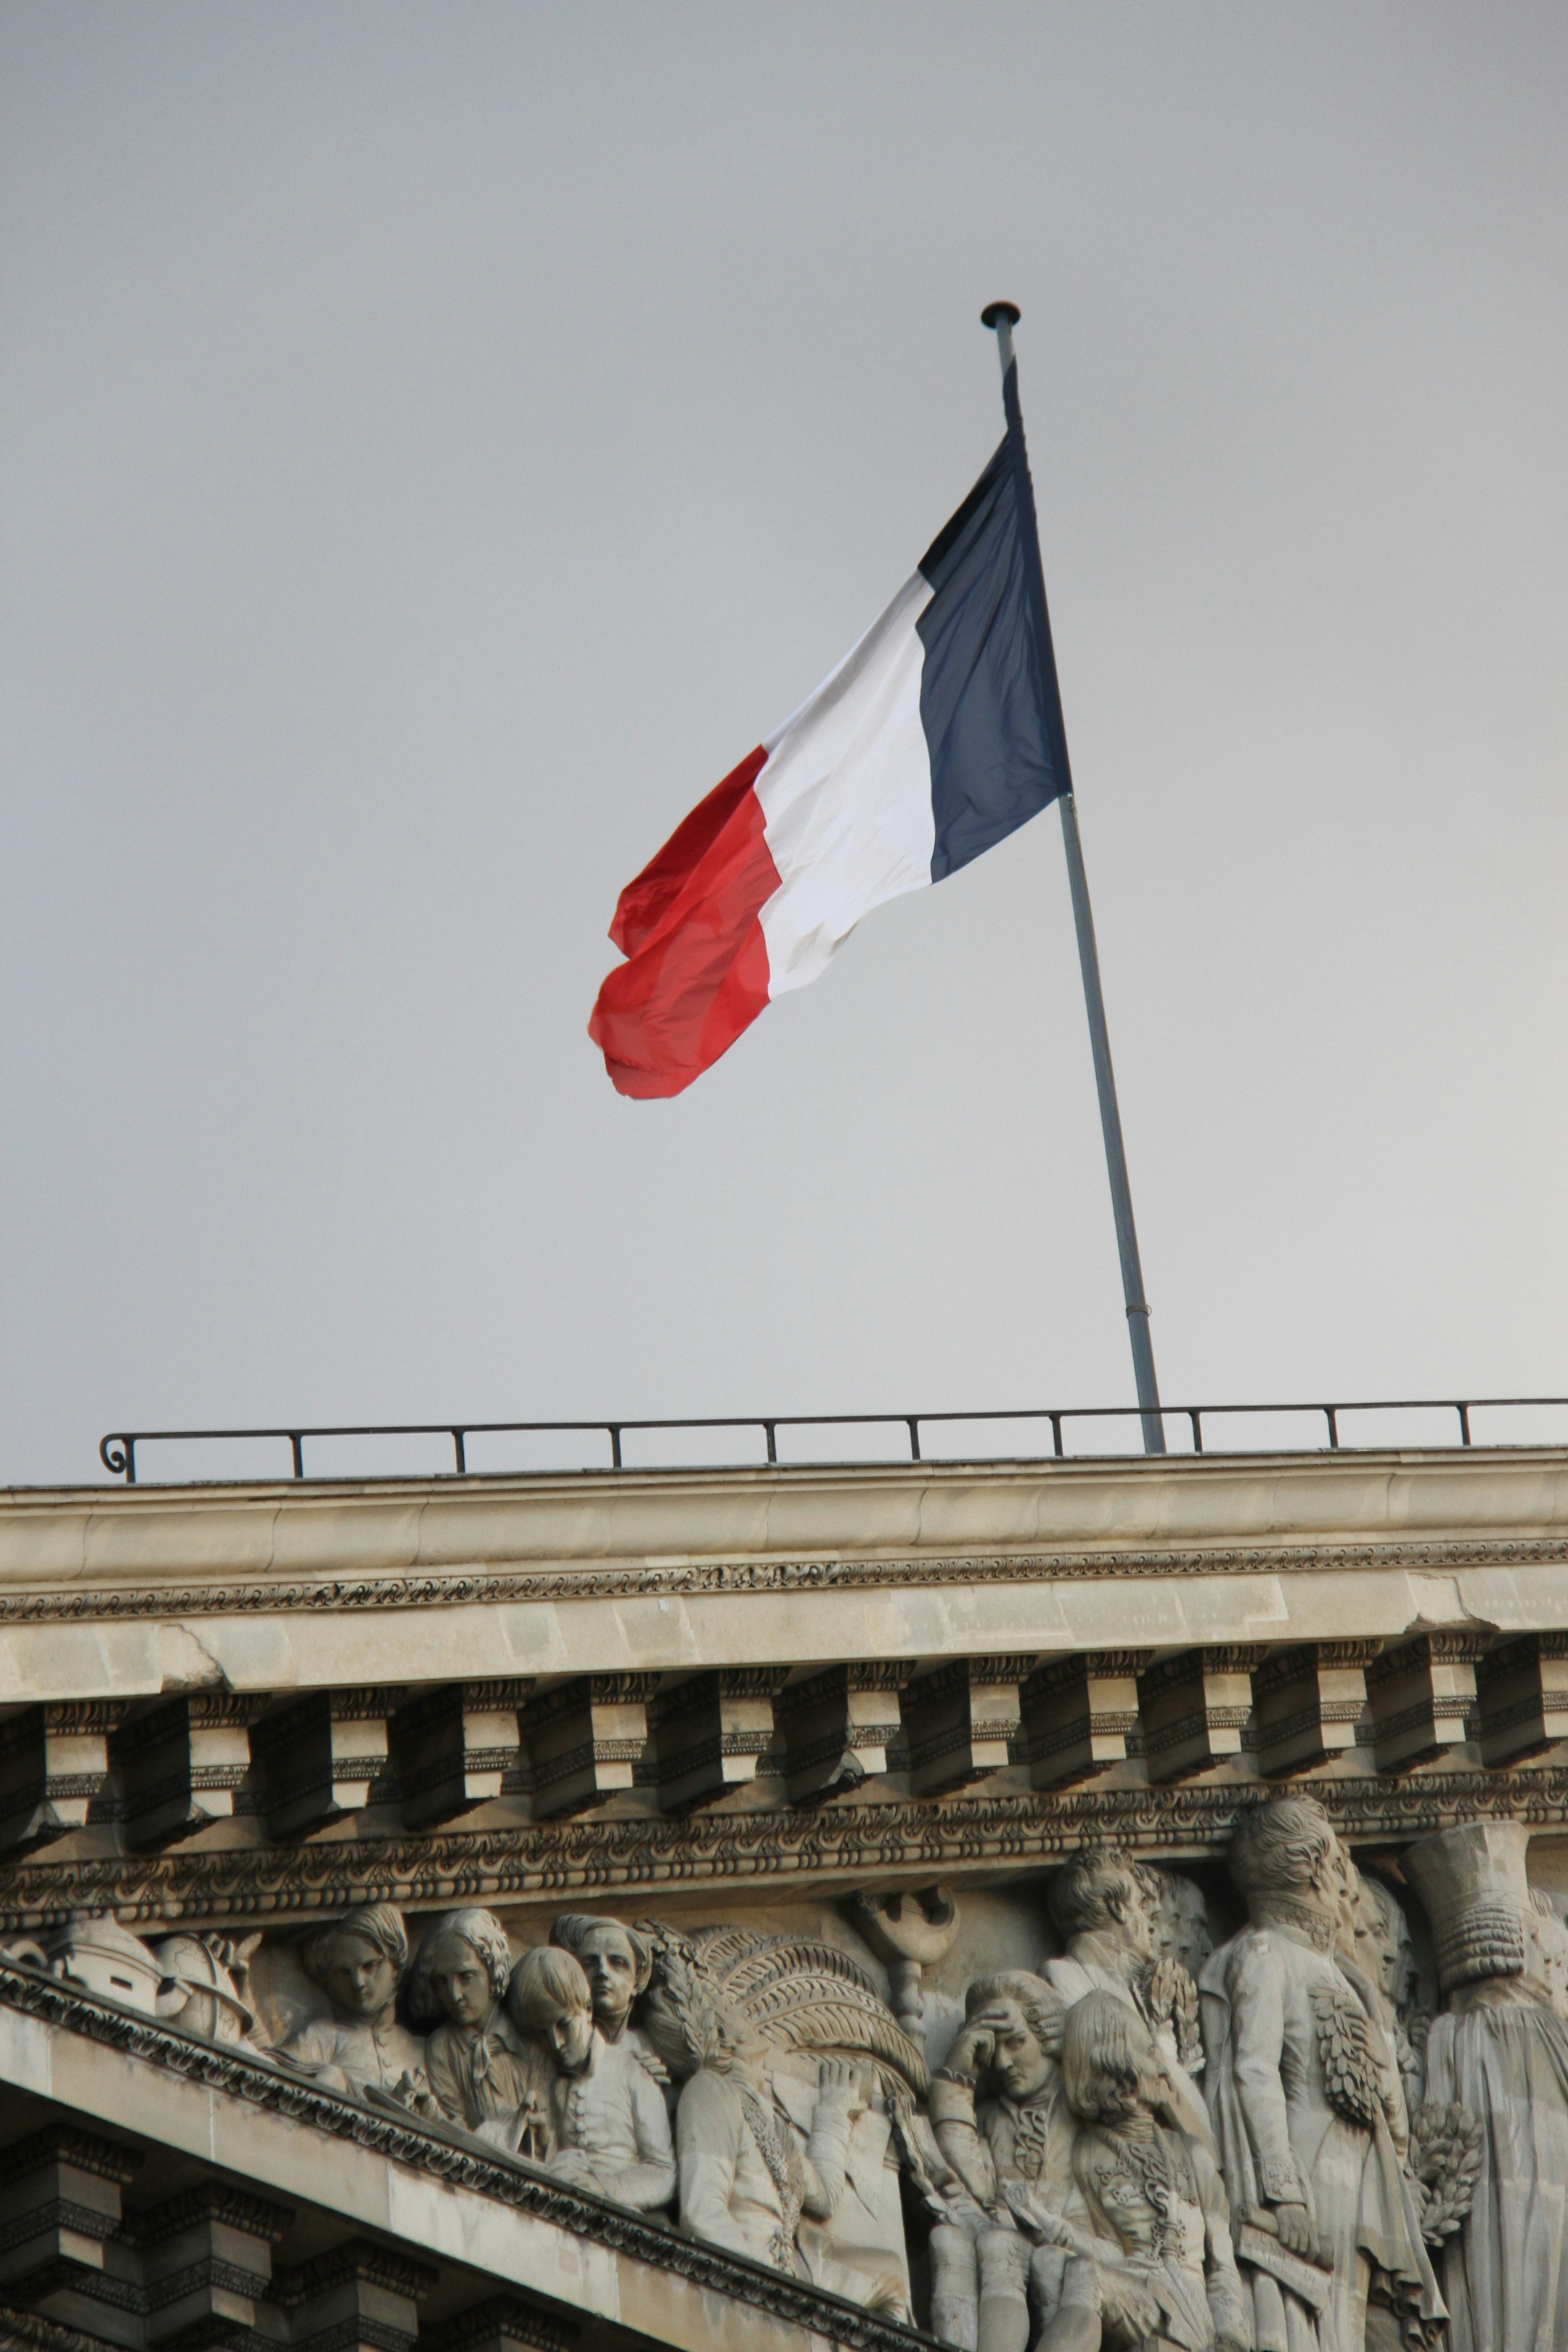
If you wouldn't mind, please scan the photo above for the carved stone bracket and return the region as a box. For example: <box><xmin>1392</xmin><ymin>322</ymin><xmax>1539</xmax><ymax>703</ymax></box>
<box><xmin>1367</xmin><ymin>1633</ymin><xmax>1490</xmax><ymax>1773</ymax></box>
<box><xmin>899</xmin><ymin>1657</ymin><xmax>1035</xmax><ymax>1799</ymax></box>
<box><xmin>251</xmin><ymin>1691</ymin><xmax>401</xmax><ymax>1840</ymax></box>
<box><xmin>518</xmin><ymin>1676</ymin><xmax>661</xmax><ymax>1819</ymax></box>
<box><xmin>1019</xmin><ymin>1651</ymin><xmax>1152</xmax><ymax>1789</ymax></box>
<box><xmin>1137</xmin><ymin>1648</ymin><xmax>1264</xmax><ymax>1783</ymax></box>
<box><xmin>108</xmin><ymin>1696</ymin><xmax>269</xmax><ymax>1851</ymax></box>
<box><xmin>650</xmin><ymin>1670</ymin><xmax>791</xmax><ymax>1811</ymax></box>
<box><xmin>277</xmin><ymin>2240</ymin><xmax>437</xmax><ymax>2352</ymax></box>
<box><xmin>387</xmin><ymin>1683</ymin><xmax>534</xmax><ymax>1831</ymax></box>
<box><xmin>775</xmin><ymin>1665</ymin><xmax>911</xmax><ymax>1803</ymax></box>
<box><xmin>0</xmin><ymin>1707</ymin><xmax>123</xmax><ymax>1858</ymax></box>
<box><xmin>1252</xmin><ymin>1641</ymin><xmax>1380</xmax><ymax>1778</ymax></box>
<box><xmin>1475</xmin><ymin>1631</ymin><xmax>1568</xmax><ymax>1768</ymax></box>
<box><xmin>0</xmin><ymin>2126</ymin><xmax>141</xmax><ymax>2324</ymax></box>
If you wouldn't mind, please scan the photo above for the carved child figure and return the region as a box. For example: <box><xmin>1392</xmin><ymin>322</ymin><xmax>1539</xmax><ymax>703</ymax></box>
<box><xmin>550</xmin><ymin>1912</ymin><xmax>666</xmax><ymax>2079</ymax></box>
<box><xmin>408</xmin><ymin>1907</ymin><xmax>537</xmax><ymax>2130</ymax></box>
<box><xmin>1061</xmin><ymin>1991</ymin><xmax>1248</xmax><ymax>2352</ymax></box>
<box><xmin>502</xmin><ymin>1944</ymin><xmax>676</xmax><ymax>2212</ymax></box>
<box><xmin>280</xmin><ymin>1903</ymin><xmax>428</xmax><ymax>2102</ymax></box>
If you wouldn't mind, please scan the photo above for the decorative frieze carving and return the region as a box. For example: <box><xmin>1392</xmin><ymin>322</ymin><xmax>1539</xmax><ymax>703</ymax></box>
<box><xmin>108</xmin><ymin>1695</ymin><xmax>268</xmax><ymax>1850</ymax></box>
<box><xmin>0</xmin><ymin>1705</ymin><xmax>122</xmax><ymax>1856</ymax></box>
<box><xmin>250</xmin><ymin>1690</ymin><xmax>399</xmax><ymax>1839</ymax></box>
<box><xmin>1474</xmin><ymin>1630</ymin><xmax>1568</xmax><ymax>1768</ymax></box>
<box><xmin>648</xmin><ymin>1670</ymin><xmax>789</xmax><ymax>1811</ymax></box>
<box><xmin>774</xmin><ymin>1665</ymin><xmax>910</xmax><ymax>1803</ymax></box>
<box><xmin>898</xmin><ymin>1656</ymin><xmax>1034</xmax><ymax>1798</ymax></box>
<box><xmin>1136</xmin><ymin>1646</ymin><xmax>1263</xmax><ymax>1782</ymax></box>
<box><xmin>1367</xmin><ymin>1632</ymin><xmax>1489</xmax><ymax>1773</ymax></box>
<box><xmin>386</xmin><ymin>1682</ymin><xmax>534</xmax><ymax>1830</ymax></box>
<box><xmin>1018</xmin><ymin>1649</ymin><xmax>1152</xmax><ymax>1788</ymax></box>
<box><xmin>517</xmin><ymin>1676</ymin><xmax>659</xmax><ymax>1819</ymax></box>
<box><xmin>1251</xmin><ymin>1639</ymin><xmax>1380</xmax><ymax>1777</ymax></box>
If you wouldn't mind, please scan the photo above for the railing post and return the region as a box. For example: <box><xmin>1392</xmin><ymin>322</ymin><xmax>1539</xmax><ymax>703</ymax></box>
<box><xmin>452</xmin><ymin>1429</ymin><xmax>467</xmax><ymax>1474</ymax></box>
<box><xmin>1188</xmin><ymin>1410</ymin><xmax>1204</xmax><ymax>1454</ymax></box>
<box><xmin>764</xmin><ymin>1422</ymin><xmax>777</xmax><ymax>1464</ymax></box>
<box><xmin>290</xmin><ymin>1434</ymin><xmax>304</xmax><ymax>1479</ymax></box>
<box><xmin>126</xmin><ymin>1437</ymin><xmax>136</xmax><ymax>1486</ymax></box>
<box><xmin>1324</xmin><ymin>1408</ymin><xmax>1339</xmax><ymax>1450</ymax></box>
<box><xmin>907</xmin><ymin>1417</ymin><xmax>921</xmax><ymax>1462</ymax></box>
<box><xmin>609</xmin><ymin>1426</ymin><xmax>623</xmax><ymax>1469</ymax></box>
<box><xmin>1458</xmin><ymin>1403</ymin><xmax>1471</xmax><ymax>1447</ymax></box>
<box><xmin>1050</xmin><ymin>1413</ymin><xmax>1064</xmax><ymax>1459</ymax></box>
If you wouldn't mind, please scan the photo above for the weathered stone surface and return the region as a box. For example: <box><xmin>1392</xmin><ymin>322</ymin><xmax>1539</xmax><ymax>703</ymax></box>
<box><xmin>1252</xmin><ymin>1638</ymin><xmax>1379</xmax><ymax>1776</ymax></box>
<box><xmin>1137</xmin><ymin>1645</ymin><xmax>1262</xmax><ymax>1782</ymax></box>
<box><xmin>1018</xmin><ymin>1649</ymin><xmax>1151</xmax><ymax>1787</ymax></box>
<box><xmin>1367</xmin><ymin>1631</ymin><xmax>1487</xmax><ymax>1773</ymax></box>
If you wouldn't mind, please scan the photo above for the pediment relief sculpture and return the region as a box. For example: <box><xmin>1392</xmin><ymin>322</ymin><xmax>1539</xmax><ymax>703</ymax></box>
<box><xmin>15</xmin><ymin>1824</ymin><xmax>1568</xmax><ymax>2351</ymax></box>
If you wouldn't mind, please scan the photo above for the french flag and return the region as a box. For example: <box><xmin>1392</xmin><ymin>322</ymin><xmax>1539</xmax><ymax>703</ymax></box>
<box><xmin>589</xmin><ymin>391</ymin><xmax>1071</xmax><ymax>1098</ymax></box>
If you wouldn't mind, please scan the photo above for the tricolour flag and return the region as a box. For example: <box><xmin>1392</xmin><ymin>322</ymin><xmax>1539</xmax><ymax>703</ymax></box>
<box><xmin>589</xmin><ymin>428</ymin><xmax>1072</xmax><ymax>1098</ymax></box>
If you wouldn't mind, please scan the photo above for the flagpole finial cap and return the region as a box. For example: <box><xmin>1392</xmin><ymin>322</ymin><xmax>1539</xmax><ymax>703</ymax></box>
<box><xmin>981</xmin><ymin>301</ymin><xmax>1021</xmax><ymax>330</ymax></box>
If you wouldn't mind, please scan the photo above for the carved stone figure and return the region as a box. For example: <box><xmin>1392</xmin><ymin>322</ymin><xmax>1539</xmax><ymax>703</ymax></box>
<box><xmin>279</xmin><ymin>1903</ymin><xmax>428</xmax><ymax>2100</ymax></box>
<box><xmin>1530</xmin><ymin>1889</ymin><xmax>1568</xmax><ymax>2023</ymax></box>
<box><xmin>1046</xmin><ymin>1847</ymin><xmax>1210</xmax><ymax>2147</ymax></box>
<box><xmin>1342</xmin><ymin>1872</ymin><xmax>1425</xmax><ymax>2120</ymax></box>
<box><xmin>1201</xmin><ymin>1796</ymin><xmax>1442</xmax><ymax>2352</ymax></box>
<box><xmin>848</xmin><ymin>1886</ymin><xmax>960</xmax><ymax>2036</ymax></box>
<box><xmin>550</xmin><ymin>1911</ymin><xmax>666</xmax><ymax>2079</ymax></box>
<box><xmin>1406</xmin><ymin>1821</ymin><xmax>1568</xmax><ymax>2352</ymax></box>
<box><xmin>407</xmin><ymin>1907</ymin><xmax>536</xmax><ymax>2129</ymax></box>
<box><xmin>153</xmin><ymin>1931</ymin><xmax>262</xmax><ymax>2046</ymax></box>
<box><xmin>1061</xmin><ymin>1990</ymin><xmax>1248</xmax><ymax>2352</ymax></box>
<box><xmin>926</xmin><ymin>1969</ymin><xmax>1123</xmax><ymax>2352</ymax></box>
<box><xmin>499</xmin><ymin>1944</ymin><xmax>676</xmax><ymax>2210</ymax></box>
<box><xmin>639</xmin><ymin>1924</ymin><xmax>915</xmax><ymax>2314</ymax></box>
<box><xmin>1155</xmin><ymin>1870</ymin><xmax>1217</xmax><ymax>1980</ymax></box>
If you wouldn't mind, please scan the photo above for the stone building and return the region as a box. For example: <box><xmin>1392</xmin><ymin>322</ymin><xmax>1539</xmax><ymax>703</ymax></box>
<box><xmin>1</xmin><ymin>1439</ymin><xmax>1566</xmax><ymax>2352</ymax></box>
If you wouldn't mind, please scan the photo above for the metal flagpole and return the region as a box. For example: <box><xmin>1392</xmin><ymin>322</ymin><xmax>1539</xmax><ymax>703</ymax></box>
<box><xmin>981</xmin><ymin>300</ymin><xmax>1166</xmax><ymax>1455</ymax></box>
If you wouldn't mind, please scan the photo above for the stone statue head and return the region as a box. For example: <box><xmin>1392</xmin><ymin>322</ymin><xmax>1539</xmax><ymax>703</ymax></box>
<box><xmin>508</xmin><ymin>1943</ymin><xmax>595</xmax><ymax>2075</ymax></box>
<box><xmin>408</xmin><ymin>1907</ymin><xmax>515</xmax><ymax>2030</ymax></box>
<box><xmin>1048</xmin><ymin>1845</ymin><xmax>1158</xmax><ymax>1961</ymax></box>
<box><xmin>1530</xmin><ymin>1893</ymin><xmax>1568</xmax><ymax>2018</ymax></box>
<box><xmin>303</xmin><ymin>1903</ymin><xmax>409</xmax><ymax>2022</ymax></box>
<box><xmin>963</xmin><ymin>1969</ymin><xmax>1061</xmax><ymax>2104</ymax></box>
<box><xmin>1406</xmin><ymin>1821</ymin><xmax>1532</xmax><ymax>1996</ymax></box>
<box><xmin>1153</xmin><ymin>1871</ymin><xmax>1214</xmax><ymax>1977</ymax></box>
<box><xmin>1350</xmin><ymin>1874</ymin><xmax>1415</xmax><ymax>2006</ymax></box>
<box><xmin>1228</xmin><ymin>1795</ymin><xmax>1344</xmax><ymax>1927</ymax></box>
<box><xmin>637</xmin><ymin>1940</ymin><xmax>754</xmax><ymax>2083</ymax></box>
<box><xmin>550</xmin><ymin>1913</ymin><xmax>652</xmax><ymax>2041</ymax></box>
<box><xmin>1060</xmin><ymin>1990</ymin><xmax>1167</xmax><ymax>2126</ymax></box>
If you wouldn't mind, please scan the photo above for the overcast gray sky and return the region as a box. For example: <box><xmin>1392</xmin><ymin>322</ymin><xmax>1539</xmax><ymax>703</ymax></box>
<box><xmin>3</xmin><ymin>2</ymin><xmax>1565</xmax><ymax>1489</ymax></box>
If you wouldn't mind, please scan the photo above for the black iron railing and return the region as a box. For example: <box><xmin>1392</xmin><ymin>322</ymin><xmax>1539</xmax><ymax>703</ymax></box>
<box><xmin>95</xmin><ymin>1395</ymin><xmax>1568</xmax><ymax>1485</ymax></box>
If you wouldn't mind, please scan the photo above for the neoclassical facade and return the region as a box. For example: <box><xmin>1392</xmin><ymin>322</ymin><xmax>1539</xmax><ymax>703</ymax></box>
<box><xmin>1</xmin><ymin>1444</ymin><xmax>1567</xmax><ymax>2352</ymax></box>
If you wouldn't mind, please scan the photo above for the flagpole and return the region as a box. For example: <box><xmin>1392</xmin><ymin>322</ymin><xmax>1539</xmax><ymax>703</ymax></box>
<box><xmin>981</xmin><ymin>300</ymin><xmax>1166</xmax><ymax>1456</ymax></box>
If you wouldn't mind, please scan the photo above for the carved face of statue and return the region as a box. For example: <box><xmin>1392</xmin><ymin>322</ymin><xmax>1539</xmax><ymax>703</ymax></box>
<box><xmin>317</xmin><ymin>1931</ymin><xmax>399</xmax><ymax>2022</ymax></box>
<box><xmin>1352</xmin><ymin>1881</ymin><xmax>1401</xmax><ymax>1998</ymax></box>
<box><xmin>542</xmin><ymin>1999</ymin><xmax>595</xmax><ymax>2075</ymax></box>
<box><xmin>573</xmin><ymin>1922</ymin><xmax>640</xmax><ymax>2036</ymax></box>
<box><xmin>1157</xmin><ymin>1879</ymin><xmax>1214</xmax><ymax>1978</ymax></box>
<box><xmin>982</xmin><ymin>1998</ymin><xmax>1053</xmax><ymax>2104</ymax></box>
<box><xmin>424</xmin><ymin>1935</ymin><xmax>496</xmax><ymax>2030</ymax></box>
<box><xmin>1528</xmin><ymin>1911</ymin><xmax>1568</xmax><ymax>2020</ymax></box>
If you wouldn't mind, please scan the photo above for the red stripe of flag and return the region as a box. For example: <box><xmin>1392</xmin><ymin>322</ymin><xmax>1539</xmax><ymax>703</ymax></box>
<box><xmin>589</xmin><ymin>747</ymin><xmax>777</xmax><ymax>1099</ymax></box>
